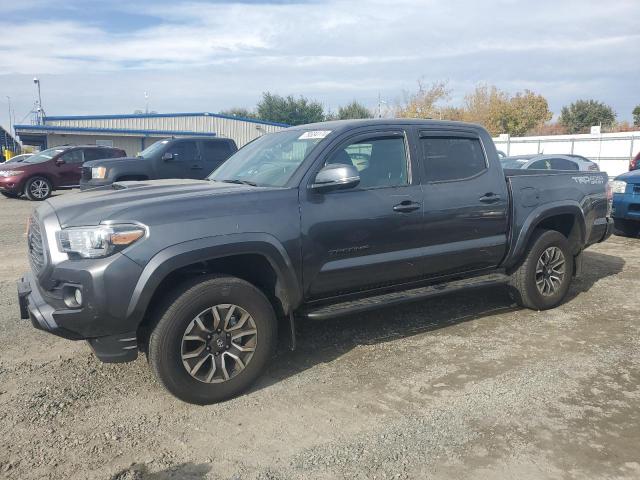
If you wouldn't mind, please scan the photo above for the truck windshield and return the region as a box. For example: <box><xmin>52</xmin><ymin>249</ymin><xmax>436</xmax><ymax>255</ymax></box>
<box><xmin>208</xmin><ymin>130</ymin><xmax>327</xmax><ymax>187</ymax></box>
<box><xmin>137</xmin><ymin>140</ymin><xmax>169</xmax><ymax>159</ymax></box>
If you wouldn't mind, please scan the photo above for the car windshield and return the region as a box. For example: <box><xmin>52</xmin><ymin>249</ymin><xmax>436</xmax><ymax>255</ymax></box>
<box><xmin>500</xmin><ymin>158</ymin><xmax>528</xmax><ymax>169</ymax></box>
<box><xmin>137</xmin><ymin>140</ymin><xmax>169</xmax><ymax>158</ymax></box>
<box><xmin>208</xmin><ymin>129</ymin><xmax>328</xmax><ymax>187</ymax></box>
<box><xmin>22</xmin><ymin>148</ymin><xmax>68</xmax><ymax>164</ymax></box>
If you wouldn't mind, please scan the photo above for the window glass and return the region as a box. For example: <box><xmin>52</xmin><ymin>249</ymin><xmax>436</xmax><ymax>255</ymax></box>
<box><xmin>60</xmin><ymin>149</ymin><xmax>84</xmax><ymax>164</ymax></box>
<box><xmin>327</xmin><ymin>137</ymin><xmax>408</xmax><ymax>189</ymax></box>
<box><xmin>529</xmin><ymin>159</ymin><xmax>551</xmax><ymax>170</ymax></box>
<box><xmin>165</xmin><ymin>141</ymin><xmax>197</xmax><ymax>162</ymax></box>
<box><xmin>84</xmin><ymin>148</ymin><xmax>110</xmax><ymax>161</ymax></box>
<box><xmin>550</xmin><ymin>158</ymin><xmax>579</xmax><ymax>170</ymax></box>
<box><xmin>421</xmin><ymin>137</ymin><xmax>486</xmax><ymax>182</ymax></box>
<box><xmin>202</xmin><ymin>141</ymin><xmax>233</xmax><ymax>162</ymax></box>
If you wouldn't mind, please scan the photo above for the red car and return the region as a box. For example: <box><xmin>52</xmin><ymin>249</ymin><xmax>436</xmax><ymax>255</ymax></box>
<box><xmin>0</xmin><ymin>145</ymin><xmax>126</xmax><ymax>200</ymax></box>
<box><xmin>630</xmin><ymin>151</ymin><xmax>640</xmax><ymax>171</ymax></box>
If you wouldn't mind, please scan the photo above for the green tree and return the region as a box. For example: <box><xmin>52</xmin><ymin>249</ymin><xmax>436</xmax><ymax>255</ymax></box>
<box><xmin>335</xmin><ymin>101</ymin><xmax>373</xmax><ymax>120</ymax></box>
<box><xmin>559</xmin><ymin>99</ymin><xmax>616</xmax><ymax>134</ymax></box>
<box><xmin>220</xmin><ymin>107</ymin><xmax>257</xmax><ymax>119</ymax></box>
<box><xmin>256</xmin><ymin>92</ymin><xmax>325</xmax><ymax>126</ymax></box>
<box><xmin>633</xmin><ymin>105</ymin><xmax>640</xmax><ymax>127</ymax></box>
<box><xmin>495</xmin><ymin>90</ymin><xmax>553</xmax><ymax>136</ymax></box>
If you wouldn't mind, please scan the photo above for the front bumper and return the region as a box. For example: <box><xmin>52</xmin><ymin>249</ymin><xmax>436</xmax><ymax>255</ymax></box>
<box><xmin>0</xmin><ymin>176</ymin><xmax>25</xmax><ymax>194</ymax></box>
<box><xmin>612</xmin><ymin>193</ymin><xmax>640</xmax><ymax>222</ymax></box>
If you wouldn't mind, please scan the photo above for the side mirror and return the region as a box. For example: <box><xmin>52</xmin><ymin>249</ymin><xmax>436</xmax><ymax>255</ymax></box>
<box><xmin>311</xmin><ymin>164</ymin><xmax>360</xmax><ymax>193</ymax></box>
<box><xmin>162</xmin><ymin>152</ymin><xmax>175</xmax><ymax>161</ymax></box>
<box><xmin>55</xmin><ymin>158</ymin><xmax>65</xmax><ymax>166</ymax></box>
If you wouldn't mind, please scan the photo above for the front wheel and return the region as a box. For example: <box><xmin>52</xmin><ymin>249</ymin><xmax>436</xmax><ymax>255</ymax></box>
<box><xmin>148</xmin><ymin>275</ymin><xmax>277</xmax><ymax>404</ymax></box>
<box><xmin>24</xmin><ymin>176</ymin><xmax>52</xmax><ymax>201</ymax></box>
<box><xmin>508</xmin><ymin>229</ymin><xmax>574</xmax><ymax>310</ymax></box>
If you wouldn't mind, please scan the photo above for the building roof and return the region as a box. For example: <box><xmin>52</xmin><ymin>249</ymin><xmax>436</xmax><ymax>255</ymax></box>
<box><xmin>42</xmin><ymin>112</ymin><xmax>290</xmax><ymax>128</ymax></box>
<box><xmin>13</xmin><ymin>124</ymin><xmax>218</xmax><ymax>137</ymax></box>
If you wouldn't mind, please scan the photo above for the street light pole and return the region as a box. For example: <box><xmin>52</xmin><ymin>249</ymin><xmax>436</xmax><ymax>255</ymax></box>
<box><xmin>5</xmin><ymin>96</ymin><xmax>12</xmax><ymax>135</ymax></box>
<box><xmin>33</xmin><ymin>77</ymin><xmax>44</xmax><ymax>125</ymax></box>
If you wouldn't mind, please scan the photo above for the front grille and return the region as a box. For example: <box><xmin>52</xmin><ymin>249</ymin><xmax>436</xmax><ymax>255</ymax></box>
<box><xmin>81</xmin><ymin>166</ymin><xmax>92</xmax><ymax>181</ymax></box>
<box><xmin>27</xmin><ymin>216</ymin><xmax>45</xmax><ymax>274</ymax></box>
<box><xmin>633</xmin><ymin>185</ymin><xmax>640</xmax><ymax>195</ymax></box>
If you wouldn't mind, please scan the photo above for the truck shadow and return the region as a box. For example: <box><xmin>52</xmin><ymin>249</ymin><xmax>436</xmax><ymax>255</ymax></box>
<box><xmin>257</xmin><ymin>250</ymin><xmax>624</xmax><ymax>391</ymax></box>
<box><xmin>110</xmin><ymin>462</ymin><xmax>211</xmax><ymax>480</ymax></box>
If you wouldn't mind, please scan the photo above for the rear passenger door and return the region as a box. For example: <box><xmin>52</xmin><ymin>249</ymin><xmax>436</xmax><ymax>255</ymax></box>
<box><xmin>199</xmin><ymin>140</ymin><xmax>235</xmax><ymax>177</ymax></box>
<box><xmin>418</xmin><ymin>131</ymin><xmax>509</xmax><ymax>277</ymax></box>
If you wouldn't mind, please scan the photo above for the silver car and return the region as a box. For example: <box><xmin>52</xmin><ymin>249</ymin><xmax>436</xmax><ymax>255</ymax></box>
<box><xmin>501</xmin><ymin>154</ymin><xmax>599</xmax><ymax>172</ymax></box>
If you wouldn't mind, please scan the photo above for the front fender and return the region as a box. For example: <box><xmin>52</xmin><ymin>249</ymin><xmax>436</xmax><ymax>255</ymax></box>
<box><xmin>504</xmin><ymin>201</ymin><xmax>586</xmax><ymax>269</ymax></box>
<box><xmin>124</xmin><ymin>233</ymin><xmax>301</xmax><ymax>325</ymax></box>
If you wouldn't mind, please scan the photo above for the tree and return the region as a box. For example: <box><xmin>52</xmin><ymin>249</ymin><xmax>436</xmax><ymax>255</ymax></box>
<box><xmin>395</xmin><ymin>80</ymin><xmax>450</xmax><ymax>119</ymax></box>
<box><xmin>256</xmin><ymin>92</ymin><xmax>325</xmax><ymax>126</ymax></box>
<box><xmin>559</xmin><ymin>100</ymin><xmax>616</xmax><ymax>134</ymax></box>
<box><xmin>220</xmin><ymin>107</ymin><xmax>257</xmax><ymax>119</ymax></box>
<box><xmin>335</xmin><ymin>101</ymin><xmax>373</xmax><ymax>120</ymax></box>
<box><xmin>461</xmin><ymin>84</ymin><xmax>509</xmax><ymax>135</ymax></box>
<box><xmin>495</xmin><ymin>90</ymin><xmax>552</xmax><ymax>136</ymax></box>
<box><xmin>633</xmin><ymin>105</ymin><xmax>640</xmax><ymax>127</ymax></box>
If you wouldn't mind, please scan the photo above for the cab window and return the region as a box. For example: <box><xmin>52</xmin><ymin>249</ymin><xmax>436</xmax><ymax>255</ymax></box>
<box><xmin>59</xmin><ymin>149</ymin><xmax>84</xmax><ymax>164</ymax></box>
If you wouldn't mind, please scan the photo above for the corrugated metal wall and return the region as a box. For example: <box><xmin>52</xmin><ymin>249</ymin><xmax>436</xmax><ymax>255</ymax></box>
<box><xmin>46</xmin><ymin>134</ymin><xmax>145</xmax><ymax>156</ymax></box>
<box><xmin>46</xmin><ymin>114</ymin><xmax>285</xmax><ymax>147</ymax></box>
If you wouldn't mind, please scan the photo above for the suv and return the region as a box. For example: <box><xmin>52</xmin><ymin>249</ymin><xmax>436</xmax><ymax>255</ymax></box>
<box><xmin>0</xmin><ymin>145</ymin><xmax>126</xmax><ymax>200</ymax></box>
<box><xmin>17</xmin><ymin>119</ymin><xmax>612</xmax><ymax>404</ymax></box>
<box><xmin>80</xmin><ymin>137</ymin><xmax>237</xmax><ymax>190</ymax></box>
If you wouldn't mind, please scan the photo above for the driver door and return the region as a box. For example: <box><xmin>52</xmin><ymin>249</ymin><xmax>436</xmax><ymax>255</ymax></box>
<box><xmin>56</xmin><ymin>148</ymin><xmax>84</xmax><ymax>186</ymax></box>
<box><xmin>159</xmin><ymin>140</ymin><xmax>199</xmax><ymax>179</ymax></box>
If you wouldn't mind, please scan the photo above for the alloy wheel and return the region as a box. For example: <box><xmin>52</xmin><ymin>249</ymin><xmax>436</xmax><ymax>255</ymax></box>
<box><xmin>535</xmin><ymin>246</ymin><xmax>565</xmax><ymax>296</ymax></box>
<box><xmin>30</xmin><ymin>179</ymin><xmax>50</xmax><ymax>199</ymax></box>
<box><xmin>181</xmin><ymin>304</ymin><xmax>257</xmax><ymax>383</ymax></box>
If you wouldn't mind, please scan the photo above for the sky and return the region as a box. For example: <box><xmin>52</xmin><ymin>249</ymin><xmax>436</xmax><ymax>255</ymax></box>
<box><xmin>1</xmin><ymin>0</ymin><xmax>639</xmax><ymax>132</ymax></box>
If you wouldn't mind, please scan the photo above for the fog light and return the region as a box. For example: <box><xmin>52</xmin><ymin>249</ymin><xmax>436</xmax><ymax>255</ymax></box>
<box><xmin>63</xmin><ymin>286</ymin><xmax>83</xmax><ymax>308</ymax></box>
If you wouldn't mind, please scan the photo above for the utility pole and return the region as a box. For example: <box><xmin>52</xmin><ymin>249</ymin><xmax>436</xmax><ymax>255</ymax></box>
<box><xmin>5</xmin><ymin>96</ymin><xmax>12</xmax><ymax>135</ymax></box>
<box><xmin>377</xmin><ymin>93</ymin><xmax>387</xmax><ymax>118</ymax></box>
<box><xmin>33</xmin><ymin>77</ymin><xmax>44</xmax><ymax>125</ymax></box>
<box><xmin>144</xmin><ymin>91</ymin><xmax>149</xmax><ymax>114</ymax></box>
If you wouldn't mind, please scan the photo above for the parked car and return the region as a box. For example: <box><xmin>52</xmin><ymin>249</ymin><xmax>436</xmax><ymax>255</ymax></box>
<box><xmin>501</xmin><ymin>154</ymin><xmax>599</xmax><ymax>172</ymax></box>
<box><xmin>18</xmin><ymin>119</ymin><xmax>612</xmax><ymax>404</ymax></box>
<box><xmin>610</xmin><ymin>170</ymin><xmax>640</xmax><ymax>236</ymax></box>
<box><xmin>80</xmin><ymin>137</ymin><xmax>237</xmax><ymax>190</ymax></box>
<box><xmin>629</xmin><ymin>151</ymin><xmax>640</xmax><ymax>171</ymax></box>
<box><xmin>2</xmin><ymin>153</ymin><xmax>32</xmax><ymax>164</ymax></box>
<box><xmin>0</xmin><ymin>145</ymin><xmax>126</xmax><ymax>200</ymax></box>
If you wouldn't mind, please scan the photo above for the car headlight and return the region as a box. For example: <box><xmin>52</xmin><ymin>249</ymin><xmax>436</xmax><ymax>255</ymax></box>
<box><xmin>91</xmin><ymin>167</ymin><xmax>107</xmax><ymax>179</ymax></box>
<box><xmin>609</xmin><ymin>180</ymin><xmax>627</xmax><ymax>194</ymax></box>
<box><xmin>56</xmin><ymin>224</ymin><xmax>146</xmax><ymax>258</ymax></box>
<box><xmin>0</xmin><ymin>170</ymin><xmax>23</xmax><ymax>177</ymax></box>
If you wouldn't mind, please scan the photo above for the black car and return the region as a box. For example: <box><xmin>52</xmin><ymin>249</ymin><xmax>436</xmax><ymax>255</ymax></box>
<box><xmin>19</xmin><ymin>119</ymin><xmax>612</xmax><ymax>404</ymax></box>
<box><xmin>80</xmin><ymin>136</ymin><xmax>237</xmax><ymax>189</ymax></box>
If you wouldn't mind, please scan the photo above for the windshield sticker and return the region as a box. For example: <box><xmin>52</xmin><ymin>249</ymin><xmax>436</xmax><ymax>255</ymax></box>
<box><xmin>299</xmin><ymin>130</ymin><xmax>331</xmax><ymax>140</ymax></box>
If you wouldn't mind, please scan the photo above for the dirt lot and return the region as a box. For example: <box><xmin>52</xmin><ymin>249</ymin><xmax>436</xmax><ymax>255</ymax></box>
<box><xmin>0</xmin><ymin>192</ymin><xmax>639</xmax><ymax>480</ymax></box>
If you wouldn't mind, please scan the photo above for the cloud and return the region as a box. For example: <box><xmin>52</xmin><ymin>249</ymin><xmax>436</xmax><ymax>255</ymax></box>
<box><xmin>0</xmin><ymin>0</ymin><xmax>639</xmax><ymax>128</ymax></box>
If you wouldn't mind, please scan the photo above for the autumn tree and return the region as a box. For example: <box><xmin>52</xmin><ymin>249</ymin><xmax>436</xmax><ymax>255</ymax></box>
<box><xmin>559</xmin><ymin>100</ymin><xmax>616</xmax><ymax>134</ymax></box>
<box><xmin>495</xmin><ymin>90</ymin><xmax>553</xmax><ymax>136</ymax></box>
<box><xmin>395</xmin><ymin>80</ymin><xmax>451</xmax><ymax>119</ymax></box>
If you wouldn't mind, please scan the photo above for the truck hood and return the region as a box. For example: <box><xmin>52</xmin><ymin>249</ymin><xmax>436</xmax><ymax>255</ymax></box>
<box><xmin>615</xmin><ymin>170</ymin><xmax>640</xmax><ymax>183</ymax></box>
<box><xmin>45</xmin><ymin>178</ymin><xmax>263</xmax><ymax>227</ymax></box>
<box><xmin>83</xmin><ymin>156</ymin><xmax>142</xmax><ymax>168</ymax></box>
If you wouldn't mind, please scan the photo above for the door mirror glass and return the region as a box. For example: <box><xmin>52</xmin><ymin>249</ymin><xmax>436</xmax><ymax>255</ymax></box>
<box><xmin>162</xmin><ymin>152</ymin><xmax>175</xmax><ymax>161</ymax></box>
<box><xmin>55</xmin><ymin>158</ymin><xmax>65</xmax><ymax>165</ymax></box>
<box><xmin>311</xmin><ymin>164</ymin><xmax>360</xmax><ymax>192</ymax></box>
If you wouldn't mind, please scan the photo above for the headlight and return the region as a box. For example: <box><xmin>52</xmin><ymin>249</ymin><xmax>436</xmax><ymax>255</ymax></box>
<box><xmin>609</xmin><ymin>180</ymin><xmax>627</xmax><ymax>194</ymax></box>
<box><xmin>91</xmin><ymin>167</ymin><xmax>107</xmax><ymax>179</ymax></box>
<box><xmin>57</xmin><ymin>224</ymin><xmax>146</xmax><ymax>258</ymax></box>
<box><xmin>0</xmin><ymin>170</ymin><xmax>23</xmax><ymax>177</ymax></box>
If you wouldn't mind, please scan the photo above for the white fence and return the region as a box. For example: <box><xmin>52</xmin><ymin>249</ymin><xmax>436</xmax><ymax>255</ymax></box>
<box><xmin>493</xmin><ymin>131</ymin><xmax>640</xmax><ymax>178</ymax></box>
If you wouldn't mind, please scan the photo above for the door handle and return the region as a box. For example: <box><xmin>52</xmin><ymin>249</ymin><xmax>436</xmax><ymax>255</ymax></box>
<box><xmin>393</xmin><ymin>200</ymin><xmax>421</xmax><ymax>213</ymax></box>
<box><xmin>479</xmin><ymin>193</ymin><xmax>501</xmax><ymax>203</ymax></box>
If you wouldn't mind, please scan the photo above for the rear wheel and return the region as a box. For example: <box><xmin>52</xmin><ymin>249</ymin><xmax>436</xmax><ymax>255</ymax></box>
<box><xmin>508</xmin><ymin>229</ymin><xmax>574</xmax><ymax>310</ymax></box>
<box><xmin>613</xmin><ymin>218</ymin><xmax>640</xmax><ymax>237</ymax></box>
<box><xmin>24</xmin><ymin>176</ymin><xmax>52</xmax><ymax>201</ymax></box>
<box><xmin>148</xmin><ymin>275</ymin><xmax>277</xmax><ymax>404</ymax></box>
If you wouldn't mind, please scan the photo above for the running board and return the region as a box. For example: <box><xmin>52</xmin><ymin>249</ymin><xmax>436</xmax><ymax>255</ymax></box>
<box><xmin>302</xmin><ymin>273</ymin><xmax>510</xmax><ymax>320</ymax></box>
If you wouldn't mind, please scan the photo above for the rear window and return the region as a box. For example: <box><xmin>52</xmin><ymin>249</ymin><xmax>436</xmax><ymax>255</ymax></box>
<box><xmin>420</xmin><ymin>136</ymin><xmax>487</xmax><ymax>182</ymax></box>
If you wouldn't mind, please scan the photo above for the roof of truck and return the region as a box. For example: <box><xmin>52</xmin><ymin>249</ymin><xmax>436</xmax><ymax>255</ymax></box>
<box><xmin>289</xmin><ymin>118</ymin><xmax>486</xmax><ymax>132</ymax></box>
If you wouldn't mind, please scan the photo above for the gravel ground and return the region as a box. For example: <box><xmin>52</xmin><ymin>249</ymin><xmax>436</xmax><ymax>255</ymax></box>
<box><xmin>0</xmin><ymin>192</ymin><xmax>639</xmax><ymax>480</ymax></box>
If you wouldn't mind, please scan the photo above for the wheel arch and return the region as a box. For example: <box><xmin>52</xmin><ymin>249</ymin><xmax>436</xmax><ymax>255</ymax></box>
<box><xmin>506</xmin><ymin>202</ymin><xmax>586</xmax><ymax>270</ymax></box>
<box><xmin>127</xmin><ymin>234</ymin><xmax>301</xmax><ymax>336</ymax></box>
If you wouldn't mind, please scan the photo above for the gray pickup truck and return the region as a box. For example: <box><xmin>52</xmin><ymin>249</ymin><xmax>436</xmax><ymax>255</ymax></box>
<box><xmin>18</xmin><ymin>119</ymin><xmax>612</xmax><ymax>404</ymax></box>
<box><xmin>80</xmin><ymin>136</ymin><xmax>237</xmax><ymax>190</ymax></box>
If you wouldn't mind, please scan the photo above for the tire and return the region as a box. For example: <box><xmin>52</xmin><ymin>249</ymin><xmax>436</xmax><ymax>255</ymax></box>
<box><xmin>613</xmin><ymin>218</ymin><xmax>640</xmax><ymax>237</ymax></box>
<box><xmin>148</xmin><ymin>275</ymin><xmax>277</xmax><ymax>404</ymax></box>
<box><xmin>508</xmin><ymin>229</ymin><xmax>574</xmax><ymax>310</ymax></box>
<box><xmin>24</xmin><ymin>176</ymin><xmax>52</xmax><ymax>201</ymax></box>
<box><xmin>0</xmin><ymin>191</ymin><xmax>19</xmax><ymax>199</ymax></box>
